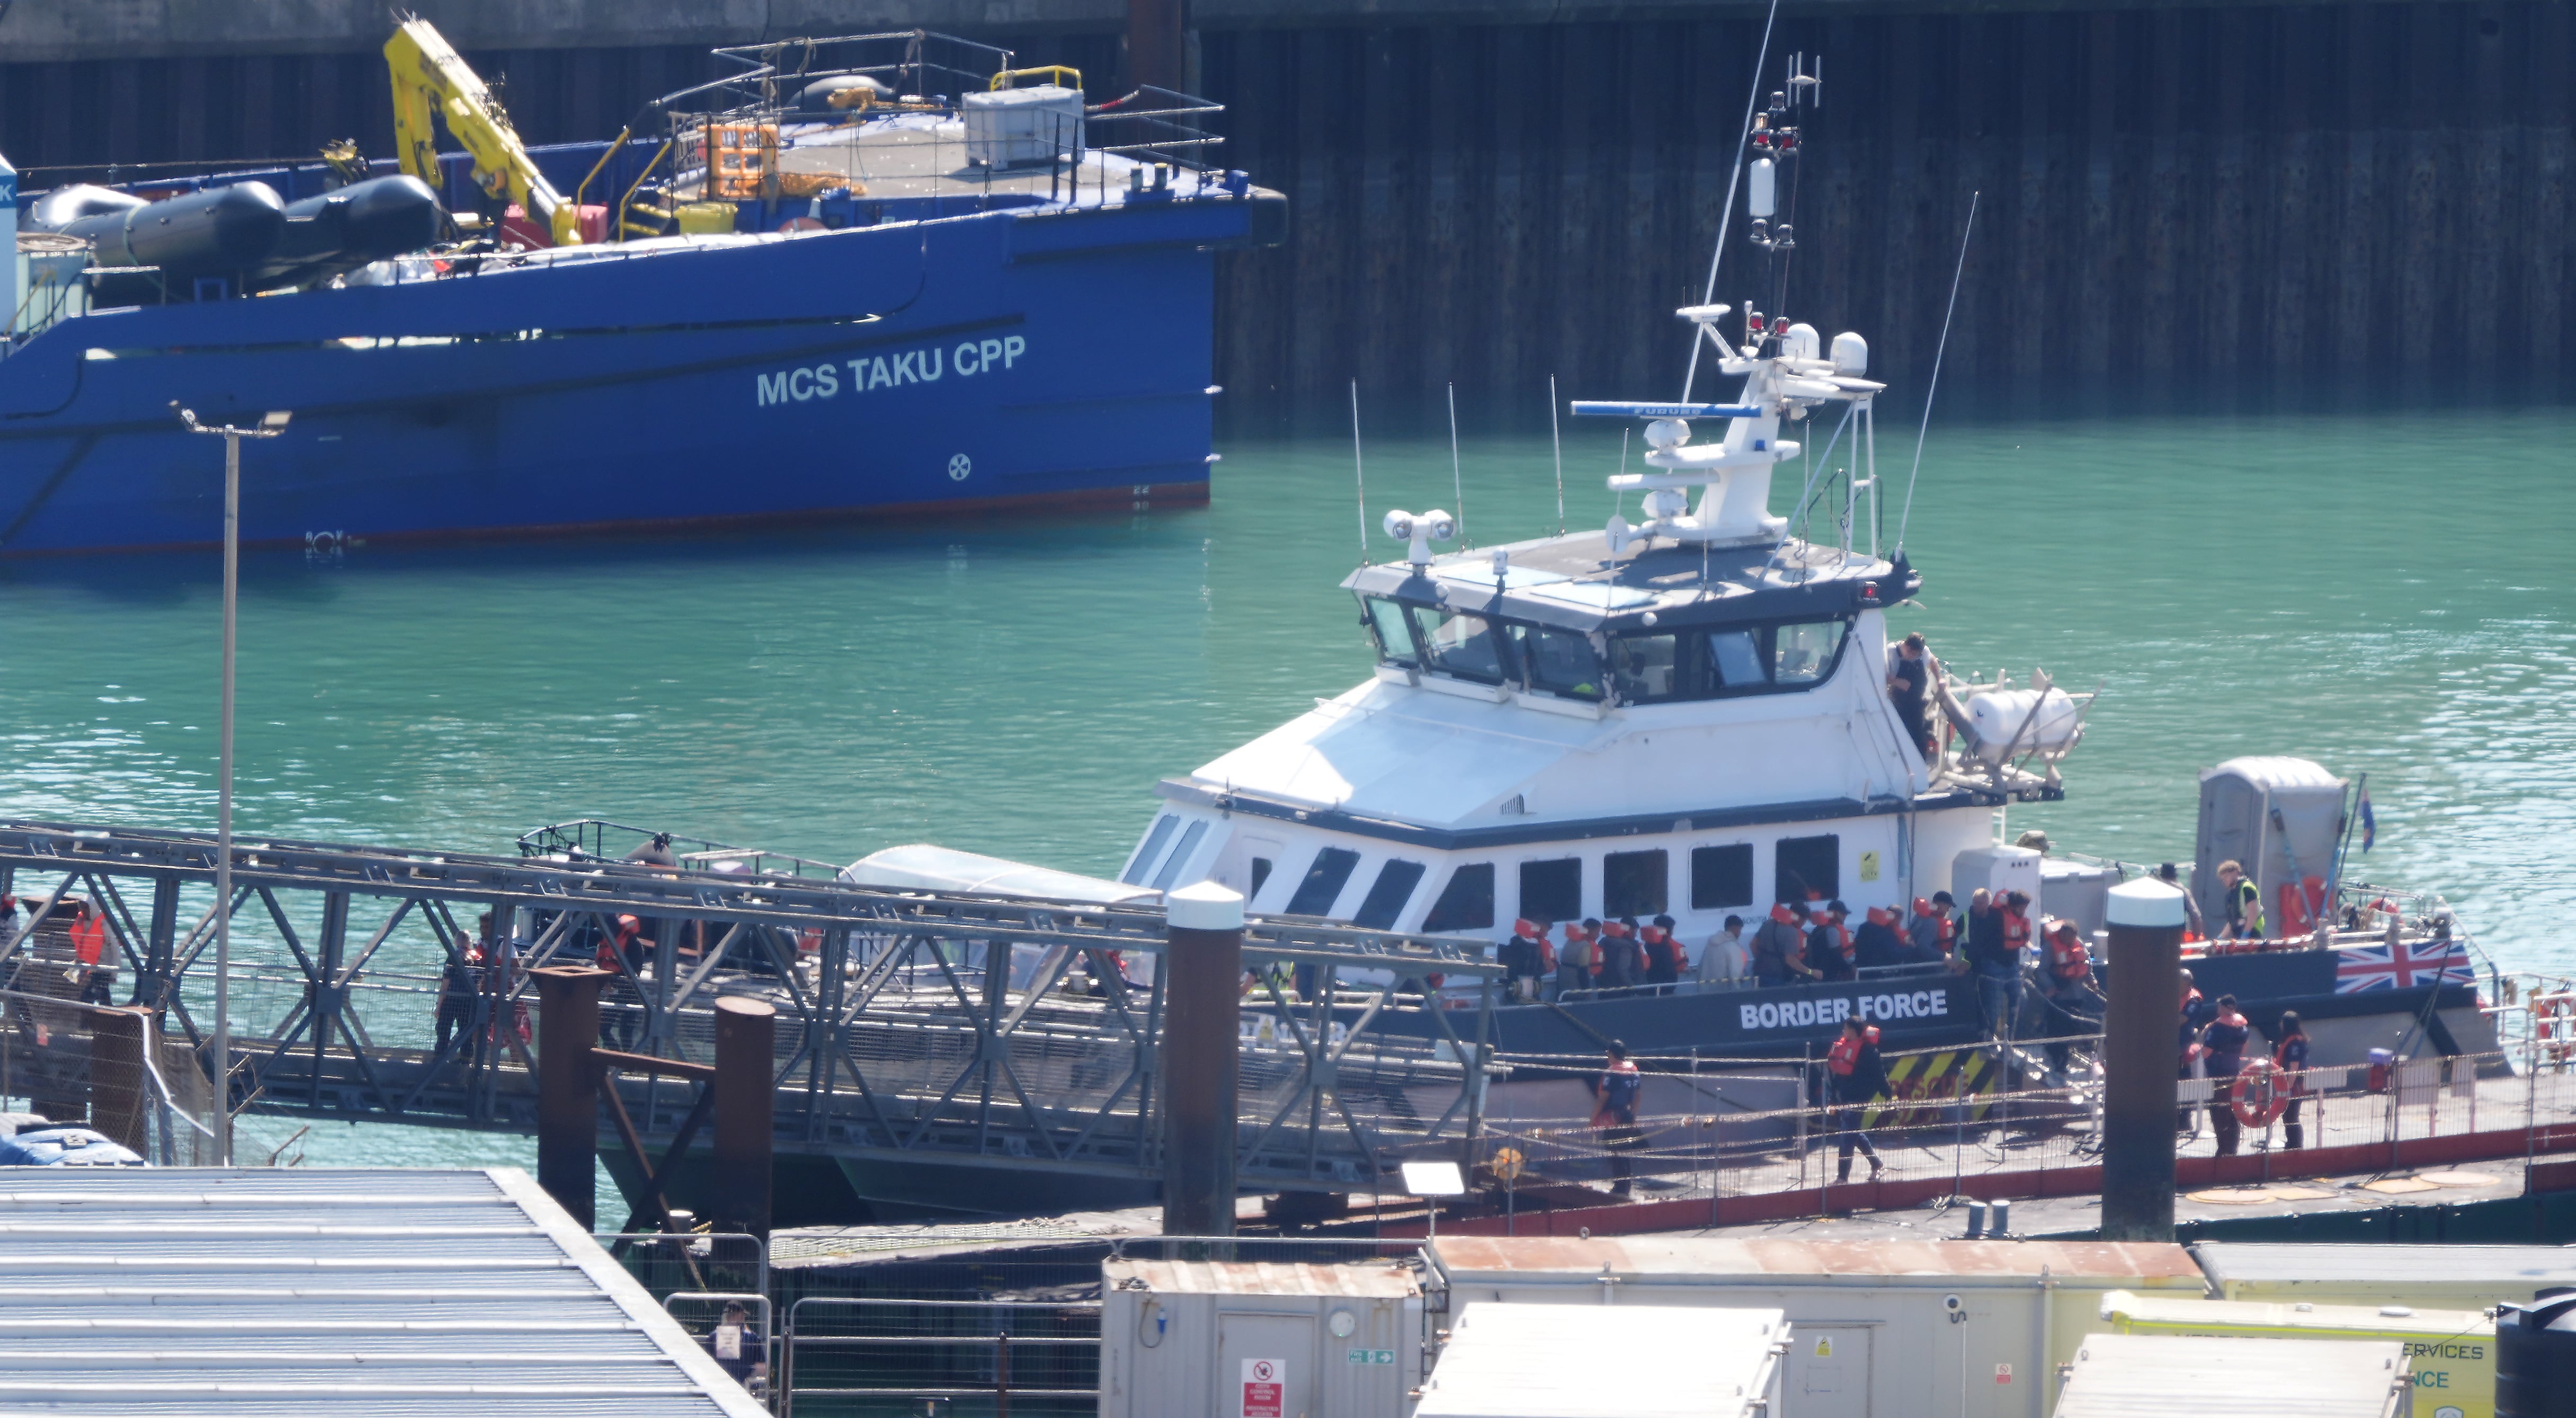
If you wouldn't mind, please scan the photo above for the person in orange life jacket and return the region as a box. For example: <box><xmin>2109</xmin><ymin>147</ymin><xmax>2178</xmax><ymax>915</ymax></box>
<box><xmin>1499</xmin><ymin>918</ymin><xmax>1550</xmax><ymax>1002</ymax></box>
<box><xmin>1905</xmin><ymin>896</ymin><xmax>1950</xmax><ymax>964</ymax></box>
<box><xmin>2177</xmin><ymin>969</ymin><xmax>2216</xmax><ymax>1133</ymax></box>
<box><xmin>1750</xmin><ymin>902</ymin><xmax>1815</xmax><ymax>986</ymax></box>
<box><xmin>1825</xmin><ymin>1016</ymin><xmax>1888</xmax><ymax>1182</ymax></box>
<box><xmin>1853</xmin><ymin>906</ymin><xmax>1909</xmax><ymax>970</ymax></box>
<box><xmin>1641</xmin><ymin>915</ymin><xmax>1684</xmax><ymax>986</ymax></box>
<box><xmin>2039</xmin><ymin>919</ymin><xmax>2105</xmax><ymax>1074</ymax></box>
<box><xmin>1553</xmin><ymin>920</ymin><xmax>1599</xmax><ymax>999</ymax></box>
<box><xmin>2197</xmin><ymin>993</ymin><xmax>2252</xmax><ymax>1155</ymax></box>
<box><xmin>1596</xmin><ymin>917</ymin><xmax>1642</xmax><ymax>990</ymax></box>
<box><xmin>67</xmin><ymin>902</ymin><xmax>114</xmax><ymax>1006</ymax></box>
<box><xmin>1810</xmin><ymin>901</ymin><xmax>1858</xmax><ymax>983</ymax></box>
<box><xmin>1590</xmin><ymin>1040</ymin><xmax>1646</xmax><ymax>1197</ymax></box>
<box><xmin>2272</xmin><ymin>1010</ymin><xmax>2312</xmax><ymax>1150</ymax></box>
<box><xmin>1964</xmin><ymin>889</ymin><xmax>2023</xmax><ymax>1041</ymax></box>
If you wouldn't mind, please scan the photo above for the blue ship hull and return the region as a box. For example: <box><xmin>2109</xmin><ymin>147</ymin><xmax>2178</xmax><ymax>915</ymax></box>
<box><xmin>0</xmin><ymin>193</ymin><xmax>1276</xmax><ymax>553</ymax></box>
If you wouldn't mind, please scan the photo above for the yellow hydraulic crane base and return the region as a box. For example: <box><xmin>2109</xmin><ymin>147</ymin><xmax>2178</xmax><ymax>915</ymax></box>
<box><xmin>385</xmin><ymin>18</ymin><xmax>583</xmax><ymax>247</ymax></box>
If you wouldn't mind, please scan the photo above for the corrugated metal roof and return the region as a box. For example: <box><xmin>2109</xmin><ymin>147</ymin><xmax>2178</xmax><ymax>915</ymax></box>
<box><xmin>1103</xmin><ymin>1258</ymin><xmax>1422</xmax><ymax>1298</ymax></box>
<box><xmin>2054</xmin><ymin>1335</ymin><xmax>2405</xmax><ymax>1417</ymax></box>
<box><xmin>0</xmin><ymin>1167</ymin><xmax>766</xmax><ymax>1417</ymax></box>
<box><xmin>1416</xmin><ymin>1302</ymin><xmax>1784</xmax><ymax>1417</ymax></box>
<box><xmin>2195</xmin><ymin>1242</ymin><xmax>2576</xmax><ymax>1287</ymax></box>
<box><xmin>1432</xmin><ymin>1237</ymin><xmax>2205</xmax><ymax>1285</ymax></box>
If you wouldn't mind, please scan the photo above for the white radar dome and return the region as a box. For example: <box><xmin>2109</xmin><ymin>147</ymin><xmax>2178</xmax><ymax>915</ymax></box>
<box><xmin>1832</xmin><ymin>331</ymin><xmax>1869</xmax><ymax>376</ymax></box>
<box><xmin>1784</xmin><ymin>323</ymin><xmax>1820</xmax><ymax>361</ymax></box>
<box><xmin>1643</xmin><ymin>418</ymin><xmax>1690</xmax><ymax>451</ymax></box>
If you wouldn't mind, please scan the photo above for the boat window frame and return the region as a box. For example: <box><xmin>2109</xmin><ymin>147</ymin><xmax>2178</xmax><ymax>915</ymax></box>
<box><xmin>1518</xmin><ymin>857</ymin><xmax>1583</xmax><ymax>925</ymax></box>
<box><xmin>1283</xmin><ymin>845</ymin><xmax>1363</xmax><ymax>917</ymax></box>
<box><xmin>1603</xmin><ymin>848</ymin><xmax>1669</xmax><ymax>919</ymax></box>
<box><xmin>1121</xmin><ymin>813</ymin><xmax>1180</xmax><ymax>885</ymax></box>
<box><xmin>1421</xmin><ymin>863</ymin><xmax>1498</xmax><ymax>933</ymax></box>
<box><xmin>1690</xmin><ymin>843</ymin><xmax>1756</xmax><ymax>910</ymax></box>
<box><xmin>1151</xmin><ymin>819</ymin><xmax>1210</xmax><ymax>891</ymax></box>
<box><xmin>1605</xmin><ymin>614</ymin><xmax>1859</xmax><ymax>705</ymax></box>
<box><xmin>1352</xmin><ymin>858</ymin><xmax>1428</xmax><ymax>929</ymax></box>
<box><xmin>1361</xmin><ymin>595</ymin><xmax>1420</xmax><ymax>667</ymax></box>
<box><xmin>1404</xmin><ymin>603</ymin><xmax>1518</xmax><ymax>687</ymax></box>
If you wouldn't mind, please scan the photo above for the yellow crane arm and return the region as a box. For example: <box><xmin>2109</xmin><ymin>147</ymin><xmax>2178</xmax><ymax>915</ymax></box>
<box><xmin>384</xmin><ymin>19</ymin><xmax>582</xmax><ymax>246</ymax></box>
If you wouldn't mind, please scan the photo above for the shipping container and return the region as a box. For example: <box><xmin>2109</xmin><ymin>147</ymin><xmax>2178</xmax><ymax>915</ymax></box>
<box><xmin>2053</xmin><ymin>1333</ymin><xmax>2411</xmax><ymax>1417</ymax></box>
<box><xmin>1415</xmin><ymin>1302</ymin><xmax>1787</xmax><ymax>1418</ymax></box>
<box><xmin>1097</xmin><ymin>1257</ymin><xmax>1428</xmax><ymax>1418</ymax></box>
<box><xmin>2193</xmin><ymin>1244</ymin><xmax>2576</xmax><ymax>1312</ymax></box>
<box><xmin>1427</xmin><ymin>1236</ymin><xmax>2206</xmax><ymax>1417</ymax></box>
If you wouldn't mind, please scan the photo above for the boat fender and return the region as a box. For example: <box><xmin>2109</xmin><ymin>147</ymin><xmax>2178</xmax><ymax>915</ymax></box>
<box><xmin>2230</xmin><ymin>1057</ymin><xmax>2289</xmax><ymax>1127</ymax></box>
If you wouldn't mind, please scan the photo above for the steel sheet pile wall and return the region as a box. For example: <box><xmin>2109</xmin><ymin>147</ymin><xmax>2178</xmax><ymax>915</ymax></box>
<box><xmin>2</xmin><ymin>4</ymin><xmax>2569</xmax><ymax>403</ymax></box>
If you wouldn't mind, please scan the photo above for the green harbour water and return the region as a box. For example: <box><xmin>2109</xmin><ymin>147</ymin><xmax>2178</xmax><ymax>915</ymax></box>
<box><xmin>4</xmin><ymin>393</ymin><xmax>2572</xmax><ymax>1171</ymax></box>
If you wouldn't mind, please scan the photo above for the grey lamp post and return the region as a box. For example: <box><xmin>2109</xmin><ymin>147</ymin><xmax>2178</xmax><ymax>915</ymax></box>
<box><xmin>172</xmin><ymin>402</ymin><xmax>290</xmax><ymax>1166</ymax></box>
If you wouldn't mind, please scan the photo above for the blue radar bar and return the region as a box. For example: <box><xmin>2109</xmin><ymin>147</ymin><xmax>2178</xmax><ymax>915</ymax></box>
<box><xmin>1568</xmin><ymin>401</ymin><xmax>1760</xmax><ymax>419</ymax></box>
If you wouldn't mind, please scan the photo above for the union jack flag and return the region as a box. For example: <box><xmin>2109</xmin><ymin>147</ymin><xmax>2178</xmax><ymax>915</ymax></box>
<box><xmin>2333</xmin><ymin>938</ymin><xmax>2474</xmax><ymax>993</ymax></box>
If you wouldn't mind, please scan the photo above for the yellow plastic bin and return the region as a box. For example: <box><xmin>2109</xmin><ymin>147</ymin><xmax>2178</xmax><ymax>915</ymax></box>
<box><xmin>2099</xmin><ymin>1288</ymin><xmax>2494</xmax><ymax>1418</ymax></box>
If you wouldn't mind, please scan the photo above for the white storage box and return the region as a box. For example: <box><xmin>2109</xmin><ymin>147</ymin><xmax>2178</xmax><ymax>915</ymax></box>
<box><xmin>1416</xmin><ymin>1302</ymin><xmax>1786</xmax><ymax>1418</ymax></box>
<box><xmin>2053</xmin><ymin>1333</ymin><xmax>2410</xmax><ymax>1418</ymax></box>
<box><xmin>962</xmin><ymin>84</ymin><xmax>1082</xmax><ymax>167</ymax></box>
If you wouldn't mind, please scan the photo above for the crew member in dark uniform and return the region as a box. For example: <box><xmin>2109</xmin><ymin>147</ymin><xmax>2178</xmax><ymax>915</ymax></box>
<box><xmin>2198</xmin><ymin>993</ymin><xmax>2252</xmax><ymax>1155</ymax></box>
<box><xmin>1810</xmin><ymin>901</ymin><xmax>1857</xmax><ymax>983</ymax></box>
<box><xmin>1590</xmin><ymin>1041</ymin><xmax>1645</xmax><ymax>1198</ymax></box>
<box><xmin>2273</xmin><ymin>1011</ymin><xmax>2312</xmax><ymax>1150</ymax></box>
<box><xmin>1853</xmin><ymin>907</ymin><xmax>1909</xmax><ymax>970</ymax></box>
<box><xmin>1500</xmin><ymin>918</ymin><xmax>1549</xmax><ymax>1002</ymax></box>
<box><xmin>1826</xmin><ymin>1015</ymin><xmax>1888</xmax><ymax>1183</ymax></box>
<box><xmin>2177</xmin><ymin>969</ymin><xmax>2216</xmax><ymax>1133</ymax></box>
<box><xmin>1885</xmin><ymin>631</ymin><xmax>1938</xmax><ymax>759</ymax></box>
<box><xmin>1639</xmin><ymin>915</ymin><xmax>1684</xmax><ymax>986</ymax></box>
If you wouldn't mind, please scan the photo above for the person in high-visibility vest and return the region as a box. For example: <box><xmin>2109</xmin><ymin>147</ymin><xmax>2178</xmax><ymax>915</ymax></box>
<box><xmin>2216</xmin><ymin>859</ymin><xmax>2265</xmax><ymax>940</ymax></box>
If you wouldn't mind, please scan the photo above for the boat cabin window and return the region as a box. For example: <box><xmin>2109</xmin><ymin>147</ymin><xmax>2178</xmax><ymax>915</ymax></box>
<box><xmin>1249</xmin><ymin>857</ymin><xmax>1274</xmax><ymax>901</ymax></box>
<box><xmin>1775</xmin><ymin>833</ymin><xmax>1840</xmax><ymax>904</ymax></box>
<box><xmin>1353</xmin><ymin>858</ymin><xmax>1427</xmax><ymax>929</ymax></box>
<box><xmin>1122</xmin><ymin>814</ymin><xmax>1179</xmax><ymax>885</ymax></box>
<box><xmin>1363</xmin><ymin>597</ymin><xmax>1419</xmax><ymax>666</ymax></box>
<box><xmin>1691</xmin><ymin>843</ymin><xmax>1755</xmax><ymax>910</ymax></box>
<box><xmin>1509</xmin><ymin>624</ymin><xmax>1604</xmax><ymax>701</ymax></box>
<box><xmin>1421</xmin><ymin>863</ymin><xmax>1496</xmax><ymax>932</ymax></box>
<box><xmin>1407</xmin><ymin>606</ymin><xmax>1512</xmax><ymax>685</ymax></box>
<box><xmin>1152</xmin><ymin>820</ymin><xmax>1209</xmax><ymax>891</ymax></box>
<box><xmin>1519</xmin><ymin>858</ymin><xmax>1582</xmax><ymax>924</ymax></box>
<box><xmin>1772</xmin><ymin>619</ymin><xmax>1848</xmax><ymax>685</ymax></box>
<box><xmin>1603</xmin><ymin>849</ymin><xmax>1668</xmax><ymax>918</ymax></box>
<box><xmin>1605</xmin><ymin>617</ymin><xmax>1856</xmax><ymax>704</ymax></box>
<box><xmin>1284</xmin><ymin>846</ymin><xmax>1362</xmax><ymax>916</ymax></box>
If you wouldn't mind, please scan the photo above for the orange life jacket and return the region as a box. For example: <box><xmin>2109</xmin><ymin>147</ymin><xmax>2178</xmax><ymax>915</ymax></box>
<box><xmin>2001</xmin><ymin>907</ymin><xmax>2032</xmax><ymax>952</ymax></box>
<box><xmin>1827</xmin><ymin>1025</ymin><xmax>1880</xmax><ymax>1076</ymax></box>
<box><xmin>2047</xmin><ymin>927</ymin><xmax>2089</xmax><ymax>980</ymax></box>
<box><xmin>69</xmin><ymin>913</ymin><xmax>106</xmax><ymax>967</ymax></box>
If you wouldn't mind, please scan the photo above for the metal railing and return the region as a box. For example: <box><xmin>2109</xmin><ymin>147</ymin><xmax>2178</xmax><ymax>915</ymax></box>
<box><xmin>781</xmin><ymin>1296</ymin><xmax>1100</xmax><ymax>1417</ymax></box>
<box><xmin>0</xmin><ymin>818</ymin><xmax>1498</xmax><ymax>1202</ymax></box>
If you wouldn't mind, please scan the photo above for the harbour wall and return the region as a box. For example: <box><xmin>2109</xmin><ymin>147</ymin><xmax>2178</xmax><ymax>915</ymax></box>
<box><xmin>2</xmin><ymin>1</ymin><xmax>2569</xmax><ymax>413</ymax></box>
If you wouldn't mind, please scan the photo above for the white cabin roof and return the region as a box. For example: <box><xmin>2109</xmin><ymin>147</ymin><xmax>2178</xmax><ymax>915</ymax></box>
<box><xmin>840</xmin><ymin>844</ymin><xmax>1157</xmax><ymax>904</ymax></box>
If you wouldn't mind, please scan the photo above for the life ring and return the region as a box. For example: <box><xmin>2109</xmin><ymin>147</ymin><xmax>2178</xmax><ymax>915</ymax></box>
<box><xmin>2231</xmin><ymin>1058</ymin><xmax>2289</xmax><ymax>1127</ymax></box>
<box><xmin>2540</xmin><ymin>994</ymin><xmax>2575</xmax><ymax>1064</ymax></box>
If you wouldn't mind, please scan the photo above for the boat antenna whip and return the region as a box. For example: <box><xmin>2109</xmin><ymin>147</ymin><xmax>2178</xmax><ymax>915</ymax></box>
<box><xmin>1448</xmin><ymin>382</ymin><xmax>1468</xmax><ymax>547</ymax></box>
<box><xmin>1549</xmin><ymin>374</ymin><xmax>1566</xmax><ymax>535</ymax></box>
<box><xmin>1350</xmin><ymin>379</ymin><xmax>1370</xmax><ymax>568</ymax></box>
<box><xmin>1681</xmin><ymin>0</ymin><xmax>1784</xmax><ymax>404</ymax></box>
<box><xmin>1895</xmin><ymin>190</ymin><xmax>1977</xmax><ymax>556</ymax></box>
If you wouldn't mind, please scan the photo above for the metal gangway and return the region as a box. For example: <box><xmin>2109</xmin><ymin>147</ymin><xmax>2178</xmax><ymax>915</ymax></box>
<box><xmin>0</xmin><ymin>819</ymin><xmax>1500</xmax><ymax>1202</ymax></box>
